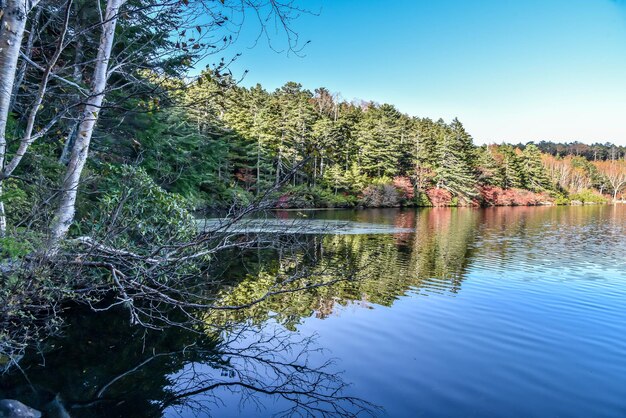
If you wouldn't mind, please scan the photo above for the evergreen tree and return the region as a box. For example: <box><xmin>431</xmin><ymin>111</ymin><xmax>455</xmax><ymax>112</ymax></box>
<box><xmin>433</xmin><ymin>128</ymin><xmax>478</xmax><ymax>200</ymax></box>
<box><xmin>520</xmin><ymin>144</ymin><xmax>552</xmax><ymax>191</ymax></box>
<box><xmin>476</xmin><ymin>145</ymin><xmax>504</xmax><ymax>187</ymax></box>
<box><xmin>498</xmin><ymin>145</ymin><xmax>524</xmax><ymax>189</ymax></box>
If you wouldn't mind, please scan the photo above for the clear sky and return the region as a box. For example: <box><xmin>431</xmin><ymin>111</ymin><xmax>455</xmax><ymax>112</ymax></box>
<box><xmin>221</xmin><ymin>0</ymin><xmax>626</xmax><ymax>145</ymax></box>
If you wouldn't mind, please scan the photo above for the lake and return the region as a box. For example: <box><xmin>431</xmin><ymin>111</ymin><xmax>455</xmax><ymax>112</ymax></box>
<box><xmin>1</xmin><ymin>205</ymin><xmax>625</xmax><ymax>417</ymax></box>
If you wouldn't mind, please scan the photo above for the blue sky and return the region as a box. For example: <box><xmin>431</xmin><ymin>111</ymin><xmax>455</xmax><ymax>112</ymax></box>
<box><xmin>219</xmin><ymin>0</ymin><xmax>626</xmax><ymax>145</ymax></box>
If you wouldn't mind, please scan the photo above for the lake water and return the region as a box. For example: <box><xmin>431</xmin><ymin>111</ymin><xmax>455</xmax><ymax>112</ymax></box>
<box><xmin>1</xmin><ymin>206</ymin><xmax>625</xmax><ymax>417</ymax></box>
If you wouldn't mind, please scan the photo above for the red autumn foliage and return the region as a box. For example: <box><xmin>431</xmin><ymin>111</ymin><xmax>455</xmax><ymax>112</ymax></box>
<box><xmin>392</xmin><ymin>176</ymin><xmax>414</xmax><ymax>200</ymax></box>
<box><xmin>479</xmin><ymin>186</ymin><xmax>553</xmax><ymax>206</ymax></box>
<box><xmin>425</xmin><ymin>188</ymin><xmax>452</xmax><ymax>207</ymax></box>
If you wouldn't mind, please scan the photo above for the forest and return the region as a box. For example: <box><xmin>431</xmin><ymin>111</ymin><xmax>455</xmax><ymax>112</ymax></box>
<box><xmin>1</xmin><ymin>0</ymin><xmax>626</xmax><ymax>393</ymax></box>
<box><xmin>152</xmin><ymin>76</ymin><xmax>626</xmax><ymax>209</ymax></box>
<box><xmin>1</xmin><ymin>0</ymin><xmax>626</xmax><ymax>251</ymax></box>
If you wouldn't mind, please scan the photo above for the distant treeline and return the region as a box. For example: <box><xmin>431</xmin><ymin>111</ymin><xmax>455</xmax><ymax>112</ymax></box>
<box><xmin>513</xmin><ymin>141</ymin><xmax>626</xmax><ymax>162</ymax></box>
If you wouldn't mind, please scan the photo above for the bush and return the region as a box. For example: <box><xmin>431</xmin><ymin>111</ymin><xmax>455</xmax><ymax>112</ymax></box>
<box><xmin>0</xmin><ymin>234</ymin><xmax>35</xmax><ymax>259</ymax></box>
<box><xmin>392</xmin><ymin>176</ymin><xmax>415</xmax><ymax>200</ymax></box>
<box><xmin>416</xmin><ymin>191</ymin><xmax>432</xmax><ymax>207</ymax></box>
<box><xmin>554</xmin><ymin>194</ymin><xmax>570</xmax><ymax>205</ymax></box>
<box><xmin>360</xmin><ymin>184</ymin><xmax>400</xmax><ymax>207</ymax></box>
<box><xmin>478</xmin><ymin>186</ymin><xmax>553</xmax><ymax>206</ymax></box>
<box><xmin>425</xmin><ymin>188</ymin><xmax>453</xmax><ymax>207</ymax></box>
<box><xmin>569</xmin><ymin>189</ymin><xmax>607</xmax><ymax>204</ymax></box>
<box><xmin>227</xmin><ymin>185</ymin><xmax>254</xmax><ymax>208</ymax></box>
<box><xmin>84</xmin><ymin>164</ymin><xmax>195</xmax><ymax>249</ymax></box>
<box><xmin>313</xmin><ymin>188</ymin><xmax>356</xmax><ymax>208</ymax></box>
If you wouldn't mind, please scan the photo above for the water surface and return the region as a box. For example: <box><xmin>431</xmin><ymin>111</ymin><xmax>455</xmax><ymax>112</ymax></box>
<box><xmin>2</xmin><ymin>206</ymin><xmax>625</xmax><ymax>417</ymax></box>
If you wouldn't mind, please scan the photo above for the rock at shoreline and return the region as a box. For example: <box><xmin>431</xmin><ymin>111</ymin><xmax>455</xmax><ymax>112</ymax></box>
<box><xmin>0</xmin><ymin>400</ymin><xmax>41</xmax><ymax>418</ymax></box>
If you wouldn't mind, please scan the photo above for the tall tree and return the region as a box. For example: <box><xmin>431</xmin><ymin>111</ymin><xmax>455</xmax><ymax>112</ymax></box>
<box><xmin>0</xmin><ymin>0</ymin><xmax>43</xmax><ymax>234</ymax></box>
<box><xmin>49</xmin><ymin>0</ymin><xmax>127</xmax><ymax>248</ymax></box>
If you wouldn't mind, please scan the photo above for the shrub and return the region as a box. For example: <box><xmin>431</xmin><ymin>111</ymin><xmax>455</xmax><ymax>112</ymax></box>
<box><xmin>360</xmin><ymin>184</ymin><xmax>400</xmax><ymax>207</ymax></box>
<box><xmin>554</xmin><ymin>194</ymin><xmax>570</xmax><ymax>205</ymax></box>
<box><xmin>478</xmin><ymin>186</ymin><xmax>553</xmax><ymax>206</ymax></box>
<box><xmin>569</xmin><ymin>189</ymin><xmax>607</xmax><ymax>204</ymax></box>
<box><xmin>425</xmin><ymin>188</ymin><xmax>453</xmax><ymax>207</ymax></box>
<box><xmin>313</xmin><ymin>188</ymin><xmax>356</xmax><ymax>208</ymax></box>
<box><xmin>415</xmin><ymin>192</ymin><xmax>432</xmax><ymax>206</ymax></box>
<box><xmin>393</xmin><ymin>176</ymin><xmax>415</xmax><ymax>200</ymax></box>
<box><xmin>85</xmin><ymin>164</ymin><xmax>195</xmax><ymax>249</ymax></box>
<box><xmin>0</xmin><ymin>235</ymin><xmax>35</xmax><ymax>259</ymax></box>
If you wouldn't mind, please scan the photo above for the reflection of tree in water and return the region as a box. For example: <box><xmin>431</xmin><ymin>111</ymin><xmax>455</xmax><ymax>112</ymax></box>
<box><xmin>210</xmin><ymin>208</ymin><xmax>480</xmax><ymax>329</ymax></box>
<box><xmin>0</xmin><ymin>208</ymin><xmax>486</xmax><ymax>417</ymax></box>
<box><xmin>410</xmin><ymin>208</ymin><xmax>480</xmax><ymax>294</ymax></box>
<box><xmin>0</xmin><ymin>307</ymin><xmax>376</xmax><ymax>417</ymax></box>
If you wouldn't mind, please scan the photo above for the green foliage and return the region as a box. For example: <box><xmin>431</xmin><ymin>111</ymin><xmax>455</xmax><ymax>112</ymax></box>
<box><xmin>432</xmin><ymin>126</ymin><xmax>478</xmax><ymax>201</ymax></box>
<box><xmin>344</xmin><ymin>163</ymin><xmax>368</xmax><ymax>193</ymax></box>
<box><xmin>370</xmin><ymin>176</ymin><xmax>393</xmax><ymax>186</ymax></box>
<box><xmin>554</xmin><ymin>194</ymin><xmax>570</xmax><ymax>205</ymax></box>
<box><xmin>476</xmin><ymin>146</ymin><xmax>504</xmax><ymax>187</ymax></box>
<box><xmin>85</xmin><ymin>164</ymin><xmax>195</xmax><ymax>248</ymax></box>
<box><xmin>321</xmin><ymin>165</ymin><xmax>348</xmax><ymax>194</ymax></box>
<box><xmin>0</xmin><ymin>236</ymin><xmax>34</xmax><ymax>259</ymax></box>
<box><xmin>569</xmin><ymin>189</ymin><xmax>608</xmax><ymax>204</ymax></box>
<box><xmin>416</xmin><ymin>192</ymin><xmax>433</xmax><ymax>207</ymax></box>
<box><xmin>110</xmin><ymin>75</ymin><xmax>611</xmax><ymax>210</ymax></box>
<box><xmin>520</xmin><ymin>144</ymin><xmax>553</xmax><ymax>192</ymax></box>
<box><xmin>311</xmin><ymin>187</ymin><xmax>356</xmax><ymax>207</ymax></box>
<box><xmin>498</xmin><ymin>145</ymin><xmax>524</xmax><ymax>189</ymax></box>
<box><xmin>1</xmin><ymin>181</ymin><xmax>30</xmax><ymax>218</ymax></box>
<box><xmin>1</xmin><ymin>141</ymin><xmax>65</xmax><ymax>228</ymax></box>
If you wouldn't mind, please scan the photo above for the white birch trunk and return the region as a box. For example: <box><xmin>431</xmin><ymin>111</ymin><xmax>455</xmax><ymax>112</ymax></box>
<box><xmin>0</xmin><ymin>1</ymin><xmax>71</xmax><ymax>180</ymax></box>
<box><xmin>48</xmin><ymin>0</ymin><xmax>126</xmax><ymax>249</ymax></box>
<box><xmin>0</xmin><ymin>0</ymin><xmax>39</xmax><ymax>235</ymax></box>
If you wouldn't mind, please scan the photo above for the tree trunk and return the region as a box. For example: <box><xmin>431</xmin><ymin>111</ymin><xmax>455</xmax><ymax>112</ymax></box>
<box><xmin>0</xmin><ymin>0</ymin><xmax>39</xmax><ymax>235</ymax></box>
<box><xmin>48</xmin><ymin>0</ymin><xmax>126</xmax><ymax>249</ymax></box>
<box><xmin>276</xmin><ymin>131</ymin><xmax>284</xmax><ymax>185</ymax></box>
<box><xmin>9</xmin><ymin>5</ymin><xmax>41</xmax><ymax>114</ymax></box>
<box><xmin>1</xmin><ymin>0</ymin><xmax>71</xmax><ymax>180</ymax></box>
<box><xmin>256</xmin><ymin>137</ymin><xmax>261</xmax><ymax>196</ymax></box>
<box><xmin>60</xmin><ymin>6</ymin><xmax>86</xmax><ymax>165</ymax></box>
<box><xmin>0</xmin><ymin>1</ymin><xmax>70</xmax><ymax>239</ymax></box>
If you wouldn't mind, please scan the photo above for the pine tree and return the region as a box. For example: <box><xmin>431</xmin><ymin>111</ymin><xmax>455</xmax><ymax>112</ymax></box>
<box><xmin>497</xmin><ymin>145</ymin><xmax>524</xmax><ymax>189</ymax></box>
<box><xmin>520</xmin><ymin>144</ymin><xmax>552</xmax><ymax>192</ymax></box>
<box><xmin>476</xmin><ymin>145</ymin><xmax>504</xmax><ymax>187</ymax></box>
<box><xmin>433</xmin><ymin>128</ymin><xmax>478</xmax><ymax>200</ymax></box>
